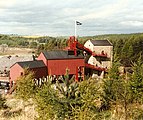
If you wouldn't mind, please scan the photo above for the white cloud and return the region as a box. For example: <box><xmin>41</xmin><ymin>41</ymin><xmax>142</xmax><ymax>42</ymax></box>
<box><xmin>0</xmin><ymin>0</ymin><xmax>19</xmax><ymax>15</ymax></box>
<box><xmin>0</xmin><ymin>0</ymin><xmax>143</xmax><ymax>36</ymax></box>
<box><xmin>0</xmin><ymin>0</ymin><xmax>17</xmax><ymax>7</ymax></box>
<box><xmin>0</xmin><ymin>0</ymin><xmax>18</xmax><ymax>13</ymax></box>
<box><xmin>120</xmin><ymin>21</ymin><xmax>143</xmax><ymax>27</ymax></box>
<box><xmin>78</xmin><ymin>0</ymin><xmax>129</xmax><ymax>21</ymax></box>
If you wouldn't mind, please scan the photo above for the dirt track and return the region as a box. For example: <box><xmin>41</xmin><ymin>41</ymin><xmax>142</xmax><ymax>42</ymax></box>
<box><xmin>1</xmin><ymin>47</ymin><xmax>35</xmax><ymax>56</ymax></box>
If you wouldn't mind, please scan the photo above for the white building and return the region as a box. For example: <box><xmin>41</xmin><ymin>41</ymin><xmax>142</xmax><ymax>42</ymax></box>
<box><xmin>84</xmin><ymin>39</ymin><xmax>113</xmax><ymax>78</ymax></box>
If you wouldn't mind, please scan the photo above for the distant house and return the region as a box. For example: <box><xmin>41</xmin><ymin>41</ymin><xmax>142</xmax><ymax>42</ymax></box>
<box><xmin>9</xmin><ymin>60</ymin><xmax>47</xmax><ymax>87</ymax></box>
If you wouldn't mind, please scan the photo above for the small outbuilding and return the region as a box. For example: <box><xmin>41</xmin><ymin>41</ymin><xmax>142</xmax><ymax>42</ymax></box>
<box><xmin>9</xmin><ymin>60</ymin><xmax>47</xmax><ymax>87</ymax></box>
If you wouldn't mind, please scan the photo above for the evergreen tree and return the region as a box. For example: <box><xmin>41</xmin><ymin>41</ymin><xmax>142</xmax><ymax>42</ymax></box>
<box><xmin>102</xmin><ymin>56</ymin><xmax>132</xmax><ymax>120</ymax></box>
<box><xmin>0</xmin><ymin>94</ymin><xmax>6</xmax><ymax>109</ymax></box>
<box><xmin>130</xmin><ymin>56</ymin><xmax>143</xmax><ymax>103</ymax></box>
<box><xmin>35</xmin><ymin>72</ymin><xmax>81</xmax><ymax>120</ymax></box>
<box><xmin>35</xmin><ymin>81</ymin><xmax>57</xmax><ymax>120</ymax></box>
<box><xmin>15</xmin><ymin>69</ymin><xmax>36</xmax><ymax>101</ymax></box>
<box><xmin>102</xmin><ymin>57</ymin><xmax>120</xmax><ymax>109</ymax></box>
<box><xmin>74</xmin><ymin>78</ymin><xmax>107</xmax><ymax>120</ymax></box>
<box><xmin>121</xmin><ymin>40</ymin><xmax>132</xmax><ymax>66</ymax></box>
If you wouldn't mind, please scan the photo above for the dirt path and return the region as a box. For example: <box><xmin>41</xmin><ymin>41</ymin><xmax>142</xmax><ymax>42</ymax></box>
<box><xmin>0</xmin><ymin>47</ymin><xmax>35</xmax><ymax>56</ymax></box>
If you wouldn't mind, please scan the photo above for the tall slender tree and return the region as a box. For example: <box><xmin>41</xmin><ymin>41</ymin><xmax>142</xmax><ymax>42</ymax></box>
<box><xmin>130</xmin><ymin>56</ymin><xmax>143</xmax><ymax>104</ymax></box>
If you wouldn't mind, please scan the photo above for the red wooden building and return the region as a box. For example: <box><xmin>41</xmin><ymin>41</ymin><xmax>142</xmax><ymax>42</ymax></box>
<box><xmin>37</xmin><ymin>50</ymin><xmax>85</xmax><ymax>80</ymax></box>
<box><xmin>9</xmin><ymin>60</ymin><xmax>47</xmax><ymax>87</ymax></box>
<box><xmin>10</xmin><ymin>50</ymin><xmax>84</xmax><ymax>85</ymax></box>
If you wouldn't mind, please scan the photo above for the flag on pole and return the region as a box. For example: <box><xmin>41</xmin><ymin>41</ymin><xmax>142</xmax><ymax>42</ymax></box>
<box><xmin>76</xmin><ymin>21</ymin><xmax>82</xmax><ymax>25</ymax></box>
<box><xmin>75</xmin><ymin>21</ymin><xmax>82</xmax><ymax>39</ymax></box>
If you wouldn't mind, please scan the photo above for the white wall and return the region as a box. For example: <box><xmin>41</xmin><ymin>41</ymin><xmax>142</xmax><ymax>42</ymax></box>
<box><xmin>84</xmin><ymin>40</ymin><xmax>94</xmax><ymax>52</ymax></box>
<box><xmin>84</xmin><ymin>40</ymin><xmax>113</xmax><ymax>78</ymax></box>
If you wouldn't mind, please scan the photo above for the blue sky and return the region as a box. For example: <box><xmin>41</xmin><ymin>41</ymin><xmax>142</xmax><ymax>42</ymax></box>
<box><xmin>0</xmin><ymin>0</ymin><xmax>143</xmax><ymax>36</ymax></box>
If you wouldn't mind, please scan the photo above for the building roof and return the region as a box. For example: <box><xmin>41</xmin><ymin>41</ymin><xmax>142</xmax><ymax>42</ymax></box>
<box><xmin>16</xmin><ymin>60</ymin><xmax>46</xmax><ymax>69</ymax></box>
<box><xmin>90</xmin><ymin>40</ymin><xmax>112</xmax><ymax>46</ymax></box>
<box><xmin>42</xmin><ymin>50</ymin><xmax>84</xmax><ymax>60</ymax></box>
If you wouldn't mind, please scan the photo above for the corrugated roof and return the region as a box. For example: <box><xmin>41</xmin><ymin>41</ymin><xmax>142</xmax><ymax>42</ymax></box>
<box><xmin>90</xmin><ymin>40</ymin><xmax>112</xmax><ymax>46</ymax></box>
<box><xmin>42</xmin><ymin>50</ymin><xmax>84</xmax><ymax>60</ymax></box>
<box><xmin>17</xmin><ymin>60</ymin><xmax>46</xmax><ymax>69</ymax></box>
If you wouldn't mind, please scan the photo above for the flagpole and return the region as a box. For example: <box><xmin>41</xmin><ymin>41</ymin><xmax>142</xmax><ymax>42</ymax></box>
<box><xmin>74</xmin><ymin>20</ymin><xmax>77</xmax><ymax>40</ymax></box>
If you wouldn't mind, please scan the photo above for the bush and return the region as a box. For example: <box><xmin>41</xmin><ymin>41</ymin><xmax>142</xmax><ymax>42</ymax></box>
<box><xmin>35</xmin><ymin>74</ymin><xmax>81</xmax><ymax>120</ymax></box>
<box><xmin>0</xmin><ymin>94</ymin><xmax>6</xmax><ymax>109</ymax></box>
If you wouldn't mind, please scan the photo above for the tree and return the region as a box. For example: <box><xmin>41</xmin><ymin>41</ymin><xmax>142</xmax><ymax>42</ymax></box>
<box><xmin>15</xmin><ymin>69</ymin><xmax>36</xmax><ymax>101</ymax></box>
<box><xmin>102</xmin><ymin>57</ymin><xmax>120</xmax><ymax>110</ymax></box>
<box><xmin>36</xmin><ymin>44</ymin><xmax>45</xmax><ymax>55</ymax></box>
<box><xmin>121</xmin><ymin>39</ymin><xmax>133</xmax><ymax>66</ymax></box>
<box><xmin>73</xmin><ymin>78</ymin><xmax>108</xmax><ymax>120</ymax></box>
<box><xmin>35</xmin><ymin>74</ymin><xmax>108</xmax><ymax>120</ymax></box>
<box><xmin>0</xmin><ymin>94</ymin><xmax>6</xmax><ymax>109</ymax></box>
<box><xmin>29</xmin><ymin>41</ymin><xmax>37</xmax><ymax>48</ymax></box>
<box><xmin>0</xmin><ymin>44</ymin><xmax>8</xmax><ymax>53</ymax></box>
<box><xmin>35</xmin><ymin>71</ymin><xmax>81</xmax><ymax>120</ymax></box>
<box><xmin>130</xmin><ymin>56</ymin><xmax>143</xmax><ymax>104</ymax></box>
<box><xmin>115</xmin><ymin>76</ymin><xmax>131</xmax><ymax>120</ymax></box>
<box><xmin>102</xmin><ymin>56</ymin><xmax>132</xmax><ymax>120</ymax></box>
<box><xmin>35</xmin><ymin>81</ymin><xmax>57</xmax><ymax>120</ymax></box>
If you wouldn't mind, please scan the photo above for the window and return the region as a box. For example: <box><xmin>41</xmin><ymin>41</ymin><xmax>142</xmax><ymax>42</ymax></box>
<box><xmin>21</xmin><ymin>72</ymin><xmax>23</xmax><ymax>76</ymax></box>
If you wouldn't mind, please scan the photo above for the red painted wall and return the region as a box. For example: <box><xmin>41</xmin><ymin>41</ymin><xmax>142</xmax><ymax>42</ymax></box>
<box><xmin>37</xmin><ymin>53</ymin><xmax>47</xmax><ymax>66</ymax></box>
<box><xmin>10</xmin><ymin>64</ymin><xmax>47</xmax><ymax>82</ymax></box>
<box><xmin>10</xmin><ymin>63</ymin><xmax>24</xmax><ymax>83</ymax></box>
<box><xmin>31</xmin><ymin>67</ymin><xmax>47</xmax><ymax>79</ymax></box>
<box><xmin>47</xmin><ymin>59</ymin><xmax>84</xmax><ymax>75</ymax></box>
<box><xmin>10</xmin><ymin>52</ymin><xmax>84</xmax><ymax>86</ymax></box>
